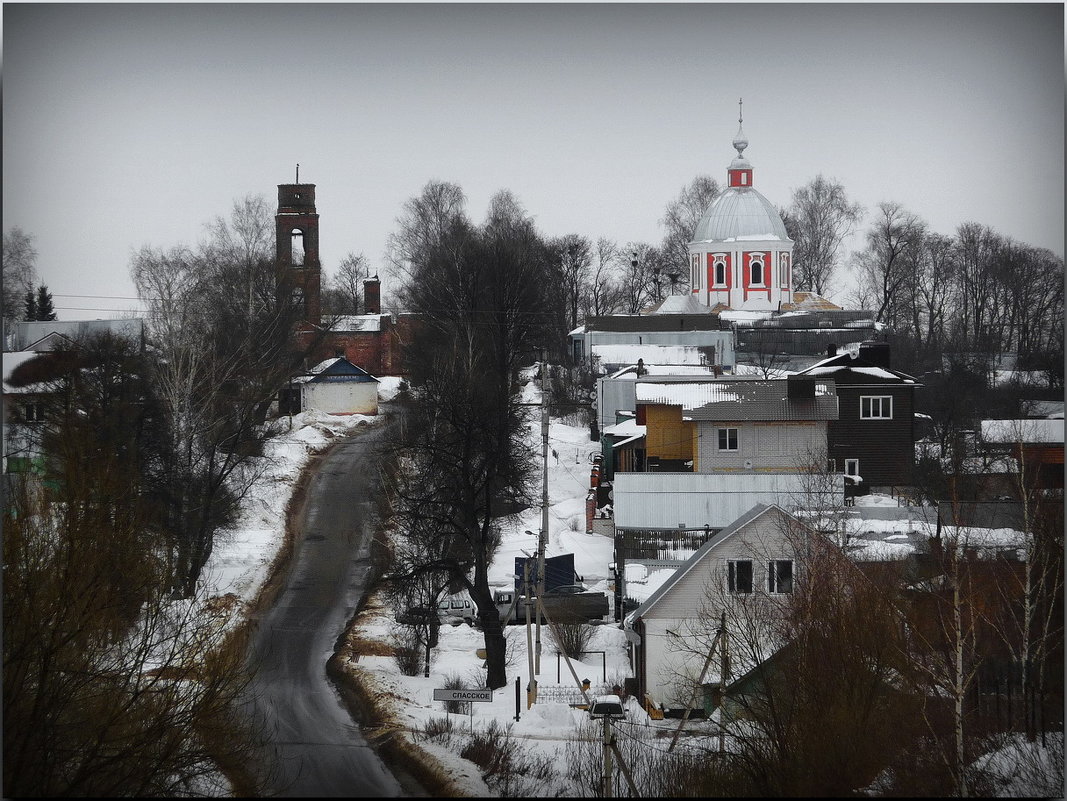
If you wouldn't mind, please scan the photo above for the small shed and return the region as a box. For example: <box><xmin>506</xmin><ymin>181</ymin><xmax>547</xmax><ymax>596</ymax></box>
<box><xmin>293</xmin><ymin>357</ymin><xmax>379</xmax><ymax>415</ymax></box>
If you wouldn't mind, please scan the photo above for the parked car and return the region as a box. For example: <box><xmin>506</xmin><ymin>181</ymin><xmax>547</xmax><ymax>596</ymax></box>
<box><xmin>395</xmin><ymin>606</ymin><xmax>436</xmax><ymax>626</ymax></box>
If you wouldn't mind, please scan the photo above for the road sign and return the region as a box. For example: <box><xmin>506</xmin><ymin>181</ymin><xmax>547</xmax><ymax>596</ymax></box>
<box><xmin>433</xmin><ymin>688</ymin><xmax>493</xmax><ymax>703</ymax></box>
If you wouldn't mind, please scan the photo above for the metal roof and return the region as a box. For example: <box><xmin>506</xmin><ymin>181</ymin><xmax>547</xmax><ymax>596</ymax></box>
<box><xmin>628</xmin><ymin>503</ymin><xmax>783</xmax><ymax>622</ymax></box>
<box><xmin>690</xmin><ymin>187</ymin><xmax>791</xmax><ymax>243</ymax></box>
<box><xmin>636</xmin><ymin>378</ymin><xmax>838</xmax><ymax>421</ymax></box>
<box><xmin>980</xmin><ymin>419</ymin><xmax>1064</xmax><ymax>444</ymax></box>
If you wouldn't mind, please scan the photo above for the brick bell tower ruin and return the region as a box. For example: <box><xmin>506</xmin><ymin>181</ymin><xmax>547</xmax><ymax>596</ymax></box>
<box><xmin>275</xmin><ymin>170</ymin><xmax>321</xmax><ymax>330</ymax></box>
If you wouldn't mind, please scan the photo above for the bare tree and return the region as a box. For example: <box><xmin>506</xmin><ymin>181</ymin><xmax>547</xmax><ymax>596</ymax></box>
<box><xmin>580</xmin><ymin>237</ymin><xmax>626</xmax><ymax>319</ymax></box>
<box><xmin>387</xmin><ymin>187</ymin><xmax>550</xmax><ymax>689</ymax></box>
<box><xmin>2</xmin><ymin>226</ymin><xmax>38</xmax><ymax>338</ymax></box>
<box><xmin>386</xmin><ymin>179</ymin><xmax>467</xmax><ymax>283</ymax></box>
<box><xmin>910</xmin><ymin>231</ymin><xmax>956</xmax><ymax>357</ymax></box>
<box><xmin>202</xmin><ymin>193</ymin><xmax>275</xmax><ymax>317</ymax></box>
<box><xmin>130</xmin><ymin>195</ymin><xmax>309</xmax><ymax>597</ymax></box>
<box><xmin>2</xmin><ymin>334</ymin><xmax>265</xmax><ymax>796</ymax></box>
<box><xmin>322</xmin><ymin>251</ymin><xmax>370</xmax><ymax>315</ymax></box>
<box><xmin>659</xmin><ymin>174</ymin><xmax>720</xmax><ymax>292</ymax></box>
<box><xmin>619</xmin><ymin>242</ymin><xmax>667</xmax><ymax>313</ymax></box>
<box><xmin>952</xmin><ymin>222</ymin><xmax>1001</xmax><ymax>352</ymax></box>
<box><xmin>550</xmin><ymin>233</ymin><xmax>593</xmax><ymax>332</ymax></box>
<box><xmin>853</xmin><ymin>201</ymin><xmax>927</xmax><ymax>329</ymax></box>
<box><xmin>786</xmin><ymin>175</ymin><xmax>864</xmax><ymax>295</ymax></box>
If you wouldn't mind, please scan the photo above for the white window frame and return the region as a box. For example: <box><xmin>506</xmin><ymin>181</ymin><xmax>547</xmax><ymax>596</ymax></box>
<box><xmin>750</xmin><ymin>256</ymin><xmax>765</xmax><ymax>286</ymax></box>
<box><xmin>728</xmin><ymin>559</ymin><xmax>753</xmax><ymax>594</ymax></box>
<box><xmin>768</xmin><ymin>559</ymin><xmax>793</xmax><ymax>594</ymax></box>
<box><xmin>860</xmin><ymin>395</ymin><xmax>893</xmax><ymax>420</ymax></box>
<box><xmin>691</xmin><ymin>253</ymin><xmax>701</xmax><ymax>289</ymax></box>
<box><xmin>844</xmin><ymin>458</ymin><xmax>860</xmax><ymax>476</ymax></box>
<box><xmin>717</xmin><ymin>426</ymin><xmax>739</xmax><ymax>452</ymax></box>
<box><xmin>713</xmin><ymin>257</ymin><xmax>727</xmax><ymax>288</ymax></box>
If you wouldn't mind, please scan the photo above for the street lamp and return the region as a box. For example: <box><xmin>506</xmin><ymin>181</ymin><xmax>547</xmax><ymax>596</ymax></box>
<box><xmin>668</xmin><ymin>270</ymin><xmax>680</xmax><ymax>296</ymax></box>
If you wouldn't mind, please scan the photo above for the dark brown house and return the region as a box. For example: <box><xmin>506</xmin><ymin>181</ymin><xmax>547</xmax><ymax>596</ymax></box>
<box><xmin>797</xmin><ymin>341</ymin><xmax>921</xmax><ymax>490</ymax></box>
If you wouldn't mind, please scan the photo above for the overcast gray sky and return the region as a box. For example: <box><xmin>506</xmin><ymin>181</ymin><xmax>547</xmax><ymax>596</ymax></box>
<box><xmin>3</xmin><ymin>2</ymin><xmax>1063</xmax><ymax>319</ymax></box>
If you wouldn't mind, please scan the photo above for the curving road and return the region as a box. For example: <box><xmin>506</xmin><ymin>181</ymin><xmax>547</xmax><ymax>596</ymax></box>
<box><xmin>246</xmin><ymin>410</ymin><xmax>421</xmax><ymax>797</ymax></box>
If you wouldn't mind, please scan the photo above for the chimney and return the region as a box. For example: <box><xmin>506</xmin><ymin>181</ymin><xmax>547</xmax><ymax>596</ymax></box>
<box><xmin>787</xmin><ymin>375</ymin><xmax>816</xmax><ymax>399</ymax></box>
<box><xmin>364</xmin><ymin>275</ymin><xmax>381</xmax><ymax>314</ymax></box>
<box><xmin>858</xmin><ymin>340</ymin><xmax>891</xmax><ymax>369</ymax></box>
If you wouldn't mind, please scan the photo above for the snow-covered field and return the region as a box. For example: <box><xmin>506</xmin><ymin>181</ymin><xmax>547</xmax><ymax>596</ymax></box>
<box><xmin>200</xmin><ymin>370</ymin><xmax>1055</xmax><ymax>797</ymax></box>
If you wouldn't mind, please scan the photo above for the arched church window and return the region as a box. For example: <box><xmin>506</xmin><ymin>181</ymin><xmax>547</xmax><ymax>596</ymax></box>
<box><xmin>691</xmin><ymin>254</ymin><xmax>701</xmax><ymax>289</ymax></box>
<box><xmin>751</xmin><ymin>257</ymin><xmax>764</xmax><ymax>286</ymax></box>
<box><xmin>714</xmin><ymin>258</ymin><xmax>727</xmax><ymax>287</ymax></box>
<box><xmin>291</xmin><ymin>229</ymin><xmax>305</xmax><ymax>266</ymax></box>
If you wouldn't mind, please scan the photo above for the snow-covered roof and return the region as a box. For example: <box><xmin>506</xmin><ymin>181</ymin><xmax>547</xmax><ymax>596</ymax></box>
<box><xmin>592</xmin><ymin>344</ymin><xmax>709</xmax><ymax>367</ymax></box>
<box><xmin>602</xmin><ymin>418</ymin><xmax>646</xmax><ymax>438</ymax></box>
<box><xmin>804</xmin><ymin>364</ymin><xmax>914</xmax><ymax>383</ymax></box>
<box><xmin>607</xmin><ymin>364</ymin><xmax>723</xmax><ymax>380</ymax></box>
<box><xmin>636</xmin><ymin>377</ymin><xmax>838</xmax><ymax>421</ymax></box>
<box><xmin>718</xmin><ymin>308</ymin><xmax>775</xmax><ymax>324</ymax></box>
<box><xmin>628</xmin><ymin>504</ymin><xmax>785</xmax><ymax>622</ymax></box>
<box><xmin>328</xmin><ymin>315</ymin><xmax>385</xmax><ymax>333</ymax></box>
<box><xmin>980</xmin><ymin>419</ymin><xmax>1064</xmax><ymax>445</ymax></box>
<box><xmin>648</xmin><ymin>294</ymin><xmax>713</xmax><ymax>315</ymax></box>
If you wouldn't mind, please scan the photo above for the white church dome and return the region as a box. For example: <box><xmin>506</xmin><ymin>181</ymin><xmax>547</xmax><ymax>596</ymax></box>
<box><xmin>690</xmin><ymin>187</ymin><xmax>790</xmax><ymax>243</ymax></box>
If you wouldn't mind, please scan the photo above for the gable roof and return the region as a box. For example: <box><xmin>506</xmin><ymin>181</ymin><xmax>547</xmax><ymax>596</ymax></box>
<box><xmin>628</xmin><ymin>503</ymin><xmax>793</xmax><ymax>623</ymax></box>
<box><xmin>293</xmin><ymin>357</ymin><xmax>379</xmax><ymax>384</ymax></box>
<box><xmin>798</xmin><ymin>351</ymin><xmax>918</xmax><ymax>385</ymax></box>
<box><xmin>21</xmin><ymin>331</ymin><xmax>77</xmax><ymax>352</ymax></box>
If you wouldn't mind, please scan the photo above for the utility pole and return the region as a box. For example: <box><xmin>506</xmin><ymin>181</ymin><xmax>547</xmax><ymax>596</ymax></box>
<box><xmin>536</xmin><ymin>348</ymin><xmax>549</xmax><ymax>674</ymax></box>
<box><xmin>524</xmin><ymin>558</ymin><xmax>536</xmax><ymax>708</ymax></box>
<box><xmin>602</xmin><ymin>715</ymin><xmax>614</xmax><ymax>798</ymax></box>
<box><xmin>668</xmin><ymin>619</ymin><xmax>725</xmax><ymax>752</ymax></box>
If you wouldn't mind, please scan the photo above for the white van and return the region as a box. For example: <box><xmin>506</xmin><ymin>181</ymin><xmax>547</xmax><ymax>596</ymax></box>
<box><xmin>437</xmin><ymin>592</ymin><xmax>476</xmax><ymax>625</ymax></box>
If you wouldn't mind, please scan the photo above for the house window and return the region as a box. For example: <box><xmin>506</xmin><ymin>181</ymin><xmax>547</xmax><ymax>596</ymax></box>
<box><xmin>768</xmin><ymin>560</ymin><xmax>793</xmax><ymax>594</ymax></box>
<box><xmin>844</xmin><ymin>458</ymin><xmax>860</xmax><ymax>476</ymax></box>
<box><xmin>21</xmin><ymin>402</ymin><xmax>45</xmax><ymax>423</ymax></box>
<box><xmin>860</xmin><ymin>395</ymin><xmax>893</xmax><ymax>419</ymax></box>
<box><xmin>691</xmin><ymin>253</ymin><xmax>701</xmax><ymax>289</ymax></box>
<box><xmin>717</xmin><ymin>427</ymin><xmax>739</xmax><ymax>452</ymax></box>
<box><xmin>728</xmin><ymin>560</ymin><xmax>753</xmax><ymax>594</ymax></box>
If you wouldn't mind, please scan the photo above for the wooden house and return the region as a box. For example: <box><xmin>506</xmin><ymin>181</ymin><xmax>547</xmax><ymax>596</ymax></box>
<box><xmin>624</xmin><ymin>504</ymin><xmax>814</xmax><ymax>714</ymax></box>
<box><xmin>797</xmin><ymin>341</ymin><xmax>921</xmax><ymax>491</ymax></box>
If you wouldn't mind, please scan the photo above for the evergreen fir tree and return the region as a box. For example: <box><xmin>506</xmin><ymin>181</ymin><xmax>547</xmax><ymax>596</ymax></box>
<box><xmin>23</xmin><ymin>289</ymin><xmax>37</xmax><ymax>321</ymax></box>
<box><xmin>35</xmin><ymin>285</ymin><xmax>57</xmax><ymax>321</ymax></box>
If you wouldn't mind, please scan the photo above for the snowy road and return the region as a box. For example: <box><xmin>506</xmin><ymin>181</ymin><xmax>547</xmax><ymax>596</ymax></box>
<box><xmin>246</xmin><ymin>410</ymin><xmax>423</xmax><ymax>797</ymax></box>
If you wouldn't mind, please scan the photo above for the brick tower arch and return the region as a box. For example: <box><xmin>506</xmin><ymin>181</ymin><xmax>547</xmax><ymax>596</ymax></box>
<box><xmin>276</xmin><ymin>182</ymin><xmax>321</xmax><ymax>327</ymax></box>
